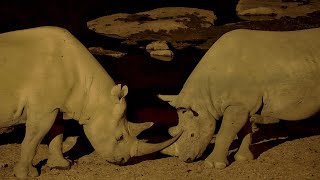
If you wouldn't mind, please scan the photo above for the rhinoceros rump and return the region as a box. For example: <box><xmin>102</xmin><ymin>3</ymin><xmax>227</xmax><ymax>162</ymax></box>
<box><xmin>0</xmin><ymin>26</ymin><xmax>181</xmax><ymax>178</ymax></box>
<box><xmin>159</xmin><ymin>28</ymin><xmax>320</xmax><ymax>168</ymax></box>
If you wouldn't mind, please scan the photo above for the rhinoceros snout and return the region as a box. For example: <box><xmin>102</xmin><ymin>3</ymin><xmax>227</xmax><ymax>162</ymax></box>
<box><xmin>110</xmin><ymin>157</ymin><xmax>129</xmax><ymax>165</ymax></box>
<box><xmin>185</xmin><ymin>158</ymin><xmax>193</xmax><ymax>163</ymax></box>
<box><xmin>119</xmin><ymin>158</ymin><xmax>127</xmax><ymax>165</ymax></box>
<box><xmin>178</xmin><ymin>154</ymin><xmax>197</xmax><ymax>163</ymax></box>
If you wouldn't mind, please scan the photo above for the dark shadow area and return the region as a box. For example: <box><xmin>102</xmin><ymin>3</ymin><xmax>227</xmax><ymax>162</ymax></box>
<box><xmin>0</xmin><ymin>124</ymin><xmax>25</xmax><ymax>145</ymax></box>
<box><xmin>198</xmin><ymin>115</ymin><xmax>320</xmax><ymax>164</ymax></box>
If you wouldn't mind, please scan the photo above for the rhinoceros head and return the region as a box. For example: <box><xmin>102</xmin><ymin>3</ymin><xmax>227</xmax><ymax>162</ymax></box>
<box><xmin>158</xmin><ymin>94</ymin><xmax>215</xmax><ymax>162</ymax></box>
<box><xmin>83</xmin><ymin>85</ymin><xmax>182</xmax><ymax>164</ymax></box>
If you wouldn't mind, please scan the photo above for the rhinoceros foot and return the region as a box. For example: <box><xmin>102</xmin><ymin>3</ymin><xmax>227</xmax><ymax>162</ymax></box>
<box><xmin>234</xmin><ymin>152</ymin><xmax>254</xmax><ymax>162</ymax></box>
<box><xmin>14</xmin><ymin>163</ymin><xmax>39</xmax><ymax>179</ymax></box>
<box><xmin>47</xmin><ymin>157</ymin><xmax>71</xmax><ymax>170</ymax></box>
<box><xmin>204</xmin><ymin>160</ymin><xmax>228</xmax><ymax>169</ymax></box>
<box><xmin>204</xmin><ymin>153</ymin><xmax>229</xmax><ymax>169</ymax></box>
<box><xmin>234</xmin><ymin>133</ymin><xmax>254</xmax><ymax>161</ymax></box>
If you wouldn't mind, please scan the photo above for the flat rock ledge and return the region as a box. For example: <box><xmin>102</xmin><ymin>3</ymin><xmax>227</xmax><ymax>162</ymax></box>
<box><xmin>87</xmin><ymin>7</ymin><xmax>216</xmax><ymax>48</ymax></box>
<box><xmin>237</xmin><ymin>0</ymin><xmax>320</xmax><ymax>20</ymax></box>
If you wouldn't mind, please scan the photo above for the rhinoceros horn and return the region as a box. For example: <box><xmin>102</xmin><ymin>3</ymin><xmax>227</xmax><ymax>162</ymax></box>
<box><xmin>159</xmin><ymin>126</ymin><xmax>180</xmax><ymax>156</ymax></box>
<box><xmin>132</xmin><ymin>130</ymin><xmax>182</xmax><ymax>157</ymax></box>
<box><xmin>160</xmin><ymin>143</ymin><xmax>177</xmax><ymax>156</ymax></box>
<box><xmin>157</xmin><ymin>94</ymin><xmax>178</xmax><ymax>107</ymax></box>
<box><xmin>128</xmin><ymin>121</ymin><xmax>154</xmax><ymax>137</ymax></box>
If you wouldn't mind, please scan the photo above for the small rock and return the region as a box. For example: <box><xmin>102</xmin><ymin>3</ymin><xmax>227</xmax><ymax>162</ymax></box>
<box><xmin>0</xmin><ymin>163</ymin><xmax>8</xmax><ymax>168</ymax></box>
<box><xmin>146</xmin><ymin>41</ymin><xmax>169</xmax><ymax>52</ymax></box>
<box><xmin>88</xmin><ymin>47</ymin><xmax>127</xmax><ymax>58</ymax></box>
<box><xmin>150</xmin><ymin>50</ymin><xmax>174</xmax><ymax>61</ymax></box>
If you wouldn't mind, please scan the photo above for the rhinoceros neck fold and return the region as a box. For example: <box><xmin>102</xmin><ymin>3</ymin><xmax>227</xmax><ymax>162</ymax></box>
<box><xmin>63</xmin><ymin>68</ymin><xmax>116</xmax><ymax>124</ymax></box>
<box><xmin>60</xmin><ymin>29</ymin><xmax>116</xmax><ymax>123</ymax></box>
<box><xmin>178</xmin><ymin>76</ymin><xmax>221</xmax><ymax>121</ymax></box>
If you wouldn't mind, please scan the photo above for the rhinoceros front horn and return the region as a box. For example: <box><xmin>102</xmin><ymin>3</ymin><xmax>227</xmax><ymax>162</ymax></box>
<box><xmin>133</xmin><ymin>130</ymin><xmax>182</xmax><ymax>157</ymax></box>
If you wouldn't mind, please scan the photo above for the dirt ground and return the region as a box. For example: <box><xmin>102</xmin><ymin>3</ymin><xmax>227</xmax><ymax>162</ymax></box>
<box><xmin>1</xmin><ymin>9</ymin><xmax>320</xmax><ymax>180</ymax></box>
<box><xmin>1</xmin><ymin>135</ymin><xmax>319</xmax><ymax>179</ymax></box>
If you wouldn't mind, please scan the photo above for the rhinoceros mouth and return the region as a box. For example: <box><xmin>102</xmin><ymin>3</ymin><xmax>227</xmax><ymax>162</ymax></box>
<box><xmin>111</xmin><ymin>158</ymin><xmax>127</xmax><ymax>165</ymax></box>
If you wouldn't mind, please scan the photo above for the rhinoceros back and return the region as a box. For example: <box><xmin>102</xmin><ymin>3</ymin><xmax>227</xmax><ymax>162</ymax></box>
<box><xmin>190</xmin><ymin>28</ymin><xmax>320</xmax><ymax>84</ymax></box>
<box><xmin>0</xmin><ymin>26</ymin><xmax>110</xmax><ymax>127</ymax></box>
<box><xmin>181</xmin><ymin>28</ymin><xmax>320</xmax><ymax>120</ymax></box>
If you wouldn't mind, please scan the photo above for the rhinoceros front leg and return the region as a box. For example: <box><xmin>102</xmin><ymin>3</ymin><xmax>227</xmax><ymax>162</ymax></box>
<box><xmin>205</xmin><ymin>105</ymin><xmax>249</xmax><ymax>169</ymax></box>
<box><xmin>234</xmin><ymin>133</ymin><xmax>254</xmax><ymax>161</ymax></box>
<box><xmin>13</xmin><ymin>109</ymin><xmax>58</xmax><ymax>179</ymax></box>
<box><xmin>47</xmin><ymin>133</ymin><xmax>71</xmax><ymax>169</ymax></box>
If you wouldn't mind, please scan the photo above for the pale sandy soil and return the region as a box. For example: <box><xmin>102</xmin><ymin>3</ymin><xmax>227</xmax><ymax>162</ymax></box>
<box><xmin>1</xmin><ymin>135</ymin><xmax>320</xmax><ymax>179</ymax></box>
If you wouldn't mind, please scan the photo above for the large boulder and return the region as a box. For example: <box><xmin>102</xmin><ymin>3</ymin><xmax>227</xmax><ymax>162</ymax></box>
<box><xmin>87</xmin><ymin>7</ymin><xmax>216</xmax><ymax>48</ymax></box>
<box><xmin>237</xmin><ymin>0</ymin><xmax>320</xmax><ymax>20</ymax></box>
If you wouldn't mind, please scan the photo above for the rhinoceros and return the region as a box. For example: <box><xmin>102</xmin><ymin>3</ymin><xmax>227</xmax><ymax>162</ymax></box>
<box><xmin>158</xmin><ymin>28</ymin><xmax>320</xmax><ymax>168</ymax></box>
<box><xmin>0</xmin><ymin>26</ymin><xmax>181</xmax><ymax>178</ymax></box>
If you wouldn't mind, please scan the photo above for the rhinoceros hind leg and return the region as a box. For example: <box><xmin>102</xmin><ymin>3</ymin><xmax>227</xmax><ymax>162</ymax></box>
<box><xmin>13</xmin><ymin>163</ymin><xmax>39</xmax><ymax>178</ymax></box>
<box><xmin>14</xmin><ymin>109</ymin><xmax>58</xmax><ymax>178</ymax></box>
<box><xmin>234</xmin><ymin>133</ymin><xmax>254</xmax><ymax>161</ymax></box>
<box><xmin>47</xmin><ymin>134</ymin><xmax>71</xmax><ymax>169</ymax></box>
<box><xmin>205</xmin><ymin>105</ymin><xmax>249</xmax><ymax>169</ymax></box>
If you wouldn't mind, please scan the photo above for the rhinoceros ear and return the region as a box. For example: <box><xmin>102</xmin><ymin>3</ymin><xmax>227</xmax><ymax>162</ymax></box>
<box><xmin>111</xmin><ymin>84</ymin><xmax>129</xmax><ymax>118</ymax></box>
<box><xmin>111</xmin><ymin>84</ymin><xmax>122</xmax><ymax>97</ymax></box>
<box><xmin>157</xmin><ymin>94</ymin><xmax>177</xmax><ymax>107</ymax></box>
<box><xmin>120</xmin><ymin>85</ymin><xmax>128</xmax><ymax>98</ymax></box>
<box><xmin>111</xmin><ymin>84</ymin><xmax>129</xmax><ymax>101</ymax></box>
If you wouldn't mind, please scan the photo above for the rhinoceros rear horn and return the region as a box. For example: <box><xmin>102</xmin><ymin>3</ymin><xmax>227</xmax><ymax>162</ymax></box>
<box><xmin>128</xmin><ymin>121</ymin><xmax>154</xmax><ymax>137</ymax></box>
<box><xmin>168</xmin><ymin>126</ymin><xmax>180</xmax><ymax>136</ymax></box>
<box><xmin>157</xmin><ymin>94</ymin><xmax>178</xmax><ymax>107</ymax></box>
<box><xmin>160</xmin><ymin>143</ymin><xmax>177</xmax><ymax>156</ymax></box>
<box><xmin>133</xmin><ymin>130</ymin><xmax>182</xmax><ymax>157</ymax></box>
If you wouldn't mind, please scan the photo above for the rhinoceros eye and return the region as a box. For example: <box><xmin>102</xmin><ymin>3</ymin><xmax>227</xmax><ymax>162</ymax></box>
<box><xmin>177</xmin><ymin>107</ymin><xmax>188</xmax><ymax>113</ymax></box>
<box><xmin>190</xmin><ymin>109</ymin><xmax>199</xmax><ymax>117</ymax></box>
<box><xmin>116</xmin><ymin>134</ymin><xmax>124</xmax><ymax>141</ymax></box>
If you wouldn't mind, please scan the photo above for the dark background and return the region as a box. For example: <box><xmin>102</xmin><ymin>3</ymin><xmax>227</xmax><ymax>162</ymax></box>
<box><xmin>0</xmin><ymin>0</ymin><xmax>241</xmax><ymax>159</ymax></box>
<box><xmin>0</xmin><ymin>0</ymin><xmax>244</xmax><ymax>127</ymax></box>
<box><xmin>0</xmin><ymin>0</ymin><xmax>239</xmax><ymax>38</ymax></box>
<box><xmin>0</xmin><ymin>0</ymin><xmax>237</xmax><ymax>145</ymax></box>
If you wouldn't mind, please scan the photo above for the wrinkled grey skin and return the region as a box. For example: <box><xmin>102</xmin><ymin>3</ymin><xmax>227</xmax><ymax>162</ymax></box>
<box><xmin>159</xmin><ymin>28</ymin><xmax>320</xmax><ymax>169</ymax></box>
<box><xmin>0</xmin><ymin>26</ymin><xmax>181</xmax><ymax>178</ymax></box>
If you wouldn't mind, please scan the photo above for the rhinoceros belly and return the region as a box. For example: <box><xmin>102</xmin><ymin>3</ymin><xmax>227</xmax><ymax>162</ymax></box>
<box><xmin>261</xmin><ymin>80</ymin><xmax>320</xmax><ymax>121</ymax></box>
